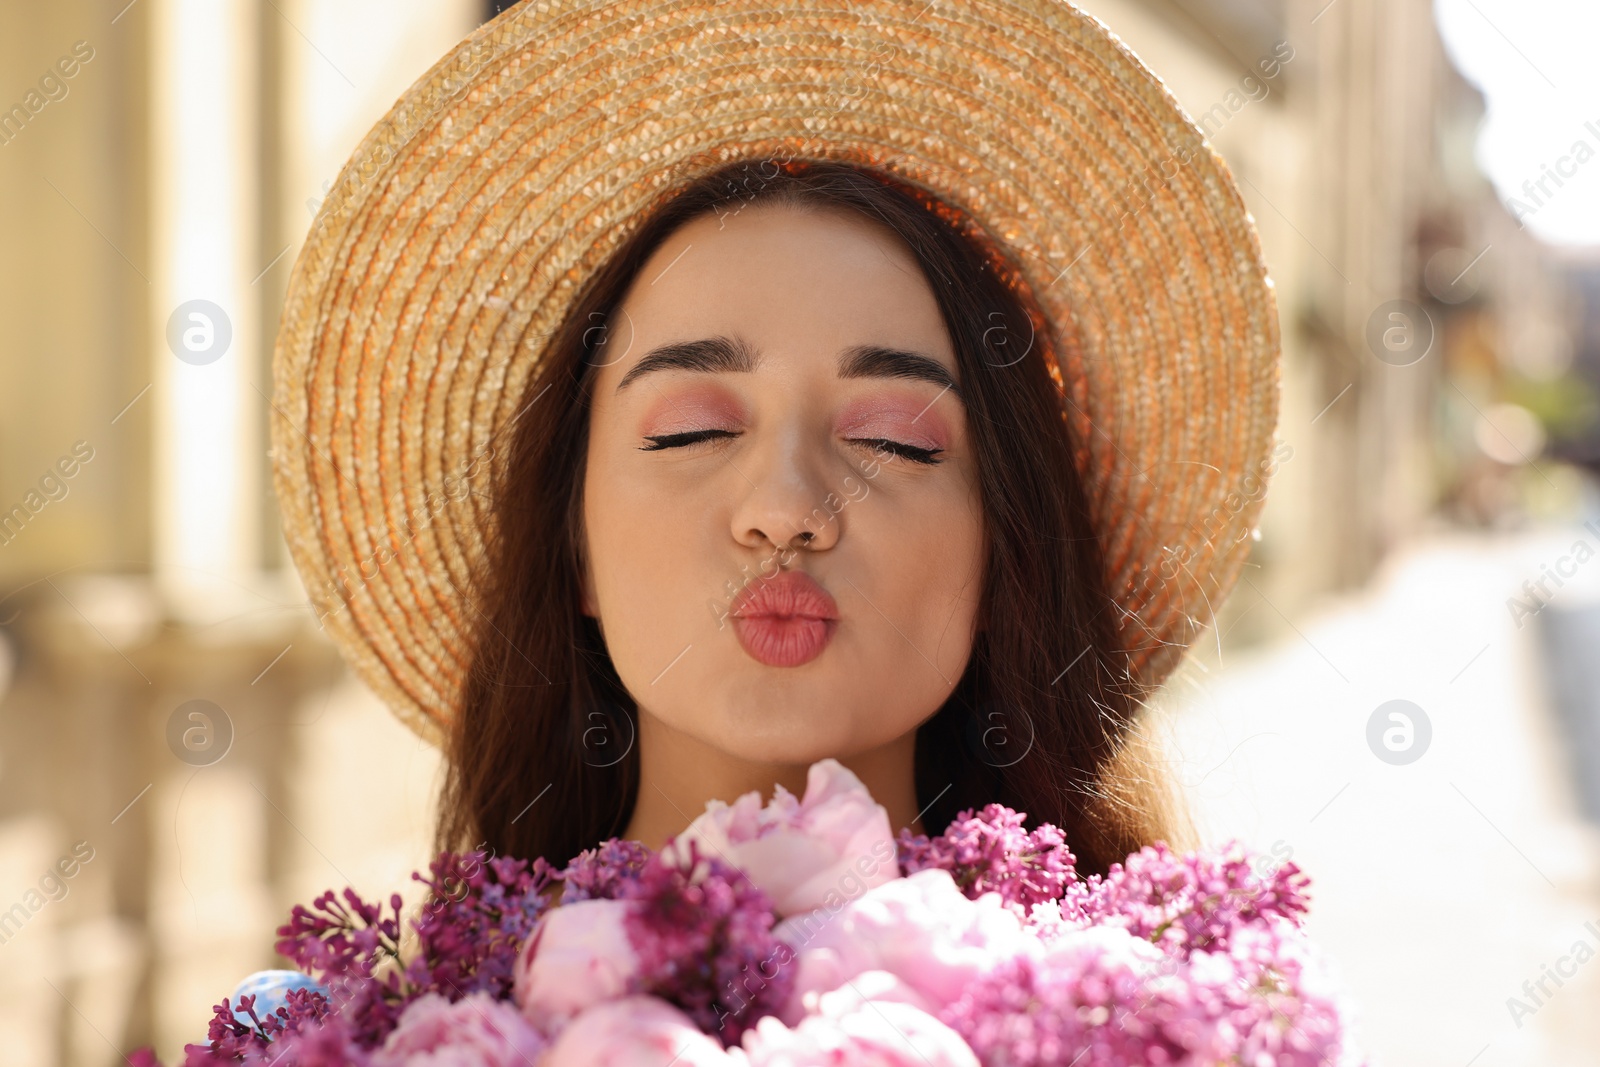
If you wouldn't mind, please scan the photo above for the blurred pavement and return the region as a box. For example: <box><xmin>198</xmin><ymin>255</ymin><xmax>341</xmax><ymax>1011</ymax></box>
<box><xmin>1157</xmin><ymin>524</ymin><xmax>1600</xmax><ymax>1067</ymax></box>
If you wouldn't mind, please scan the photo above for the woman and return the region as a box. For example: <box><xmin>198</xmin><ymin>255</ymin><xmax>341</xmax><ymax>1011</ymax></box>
<box><xmin>270</xmin><ymin>0</ymin><xmax>1280</xmax><ymax>891</ymax></box>
<box><xmin>439</xmin><ymin>158</ymin><xmax>1184</xmax><ymax>882</ymax></box>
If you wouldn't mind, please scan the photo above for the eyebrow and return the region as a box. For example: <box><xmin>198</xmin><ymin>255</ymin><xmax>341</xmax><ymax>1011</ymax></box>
<box><xmin>612</xmin><ymin>334</ymin><xmax>964</xmax><ymax>402</ymax></box>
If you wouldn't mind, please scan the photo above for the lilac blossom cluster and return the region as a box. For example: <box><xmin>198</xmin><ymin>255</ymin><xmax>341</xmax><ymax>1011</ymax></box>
<box><xmin>616</xmin><ymin>839</ymin><xmax>795</xmax><ymax>1042</ymax></box>
<box><xmin>939</xmin><ymin>921</ymin><xmax>1350</xmax><ymax>1067</ymax></box>
<box><xmin>556</xmin><ymin>837</ymin><xmax>652</xmax><ymax>903</ymax></box>
<box><xmin>1072</xmin><ymin>839</ymin><xmax>1313</xmax><ymax>952</ymax></box>
<box><xmin>896</xmin><ymin>801</ymin><xmax>1077</xmax><ymax>914</ymax></box>
<box><xmin>168</xmin><ymin>850</ymin><xmax>560</xmax><ymax>1063</ymax></box>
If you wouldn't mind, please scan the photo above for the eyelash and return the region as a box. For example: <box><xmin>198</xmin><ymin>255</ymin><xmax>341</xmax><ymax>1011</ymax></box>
<box><xmin>639</xmin><ymin>429</ymin><xmax>944</xmax><ymax>465</ymax></box>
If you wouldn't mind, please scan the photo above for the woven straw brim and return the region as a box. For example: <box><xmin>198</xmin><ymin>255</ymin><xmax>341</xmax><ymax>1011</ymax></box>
<box><xmin>270</xmin><ymin>0</ymin><xmax>1282</xmax><ymax>747</ymax></box>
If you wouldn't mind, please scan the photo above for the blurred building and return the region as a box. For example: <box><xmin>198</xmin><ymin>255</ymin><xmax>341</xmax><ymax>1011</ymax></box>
<box><xmin>0</xmin><ymin>3</ymin><xmax>478</xmax><ymax>1062</ymax></box>
<box><xmin>0</xmin><ymin>0</ymin><xmax>1584</xmax><ymax>1064</ymax></box>
<box><xmin>1078</xmin><ymin>0</ymin><xmax>1587</xmax><ymax>644</ymax></box>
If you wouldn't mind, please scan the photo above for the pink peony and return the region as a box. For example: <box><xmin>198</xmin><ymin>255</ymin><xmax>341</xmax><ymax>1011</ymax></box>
<box><xmin>740</xmin><ymin>979</ymin><xmax>980</xmax><ymax>1067</ymax></box>
<box><xmin>808</xmin><ymin>969</ymin><xmax>938</xmax><ymax>1017</ymax></box>
<box><xmin>660</xmin><ymin>759</ymin><xmax>898</xmax><ymax>918</ymax></box>
<box><xmin>542</xmin><ymin>996</ymin><xmax>749</xmax><ymax>1067</ymax></box>
<box><xmin>370</xmin><ymin>992</ymin><xmax>547</xmax><ymax>1067</ymax></box>
<box><xmin>772</xmin><ymin>867</ymin><xmax>1038</xmax><ymax>1019</ymax></box>
<box><xmin>512</xmin><ymin>897</ymin><xmax>640</xmax><ymax>1038</ymax></box>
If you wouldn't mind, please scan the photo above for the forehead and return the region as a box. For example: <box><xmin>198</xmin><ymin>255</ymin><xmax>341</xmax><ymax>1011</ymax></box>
<box><xmin>595</xmin><ymin>202</ymin><xmax>955</xmax><ymax>376</ymax></box>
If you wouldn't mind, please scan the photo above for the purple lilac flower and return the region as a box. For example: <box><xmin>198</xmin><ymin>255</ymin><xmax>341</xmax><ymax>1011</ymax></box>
<box><xmin>225</xmin><ymin>971</ymin><xmax>329</xmax><ymax>1025</ymax></box>
<box><xmin>181</xmin><ymin>999</ymin><xmax>266</xmax><ymax>1063</ymax></box>
<box><xmin>1205</xmin><ymin>921</ymin><xmax>1355</xmax><ymax>1067</ymax></box>
<box><xmin>558</xmin><ymin>837</ymin><xmax>654</xmax><ymax>903</ymax></box>
<box><xmin>270</xmin><ymin>889</ymin><xmax>408</xmax><ymax>1046</ymax></box>
<box><xmin>233</xmin><ymin>1016</ymin><xmax>374</xmax><ymax>1067</ymax></box>
<box><xmin>277</xmin><ymin>888</ymin><xmax>405</xmax><ymax>983</ymax></box>
<box><xmin>615</xmin><ymin>838</ymin><xmax>795</xmax><ymax>1047</ymax></box>
<box><xmin>264</xmin><ymin>850</ymin><xmax>557</xmax><ymax>1054</ymax></box>
<box><xmin>176</xmin><ymin>990</ymin><xmax>366</xmax><ymax>1067</ymax></box>
<box><xmin>897</xmin><ymin>803</ymin><xmax>1077</xmax><ymax>914</ymax></box>
<box><xmin>939</xmin><ymin>932</ymin><xmax>1183</xmax><ymax>1067</ymax></box>
<box><xmin>939</xmin><ymin>920</ymin><xmax>1351</xmax><ymax>1067</ymax></box>
<box><xmin>178</xmin><ymin>988</ymin><xmax>337</xmax><ymax>1063</ymax></box>
<box><xmin>398</xmin><ymin>851</ymin><xmax>557</xmax><ymax>1002</ymax></box>
<box><xmin>1079</xmin><ymin>840</ymin><xmax>1312</xmax><ymax>957</ymax></box>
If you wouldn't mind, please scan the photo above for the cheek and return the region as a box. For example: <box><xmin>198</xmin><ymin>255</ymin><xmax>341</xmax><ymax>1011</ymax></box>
<box><xmin>821</xmin><ymin>469</ymin><xmax>983</xmax><ymax>746</ymax></box>
<box><xmin>581</xmin><ymin>447</ymin><xmax>719</xmax><ymax>677</ymax></box>
<box><xmin>584</xmin><ymin>460</ymin><xmax>678</xmax><ymax>604</ymax></box>
<box><xmin>853</xmin><ymin>467</ymin><xmax>986</xmax><ymax>631</ymax></box>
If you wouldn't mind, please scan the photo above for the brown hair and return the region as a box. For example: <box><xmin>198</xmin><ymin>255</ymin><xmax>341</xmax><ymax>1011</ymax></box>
<box><xmin>436</xmin><ymin>157</ymin><xmax>1191</xmax><ymax>879</ymax></box>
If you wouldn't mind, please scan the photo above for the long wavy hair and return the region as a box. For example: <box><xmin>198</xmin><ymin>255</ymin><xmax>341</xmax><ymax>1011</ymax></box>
<box><xmin>436</xmin><ymin>157</ymin><xmax>1192</xmax><ymax>879</ymax></box>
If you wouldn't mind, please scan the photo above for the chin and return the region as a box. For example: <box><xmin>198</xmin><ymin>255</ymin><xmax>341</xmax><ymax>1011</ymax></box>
<box><xmin>682</xmin><ymin>690</ymin><xmax>892</xmax><ymax>768</ymax></box>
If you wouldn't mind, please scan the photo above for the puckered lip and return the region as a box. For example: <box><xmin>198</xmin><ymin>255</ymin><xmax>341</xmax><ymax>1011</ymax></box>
<box><xmin>730</xmin><ymin>569</ymin><xmax>840</xmax><ymax>621</ymax></box>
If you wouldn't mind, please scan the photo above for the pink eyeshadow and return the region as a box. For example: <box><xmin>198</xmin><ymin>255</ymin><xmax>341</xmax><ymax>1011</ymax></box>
<box><xmin>637</xmin><ymin>385</ymin><xmax>747</xmax><ymax>435</ymax></box>
<box><xmin>836</xmin><ymin>396</ymin><xmax>951</xmax><ymax>449</ymax></box>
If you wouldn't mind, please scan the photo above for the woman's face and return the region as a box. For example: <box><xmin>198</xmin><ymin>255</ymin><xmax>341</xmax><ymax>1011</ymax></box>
<box><xmin>581</xmin><ymin>201</ymin><xmax>986</xmax><ymax>766</ymax></box>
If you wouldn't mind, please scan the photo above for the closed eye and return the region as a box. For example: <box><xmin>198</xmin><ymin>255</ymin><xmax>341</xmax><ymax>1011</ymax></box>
<box><xmin>639</xmin><ymin>430</ymin><xmax>943</xmax><ymax>465</ymax></box>
<box><xmin>639</xmin><ymin>429</ymin><xmax>738</xmax><ymax>451</ymax></box>
<box><xmin>850</xmin><ymin>437</ymin><xmax>944</xmax><ymax>465</ymax></box>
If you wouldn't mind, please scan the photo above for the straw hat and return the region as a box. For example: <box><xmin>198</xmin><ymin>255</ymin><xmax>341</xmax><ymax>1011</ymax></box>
<box><xmin>270</xmin><ymin>0</ymin><xmax>1283</xmax><ymax>747</ymax></box>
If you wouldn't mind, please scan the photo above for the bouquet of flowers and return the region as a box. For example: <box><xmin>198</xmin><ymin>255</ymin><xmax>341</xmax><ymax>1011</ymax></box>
<box><xmin>133</xmin><ymin>759</ymin><xmax>1369</xmax><ymax>1067</ymax></box>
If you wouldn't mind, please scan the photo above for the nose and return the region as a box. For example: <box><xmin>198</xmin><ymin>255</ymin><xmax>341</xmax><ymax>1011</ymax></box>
<box><xmin>729</xmin><ymin>430</ymin><xmax>844</xmax><ymax>558</ymax></box>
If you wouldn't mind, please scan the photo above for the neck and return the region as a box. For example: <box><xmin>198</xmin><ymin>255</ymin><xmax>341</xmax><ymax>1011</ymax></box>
<box><xmin>620</xmin><ymin>713</ymin><xmax>927</xmax><ymax>851</ymax></box>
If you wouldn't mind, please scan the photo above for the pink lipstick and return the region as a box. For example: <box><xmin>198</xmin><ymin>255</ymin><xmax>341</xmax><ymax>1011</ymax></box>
<box><xmin>729</xmin><ymin>569</ymin><xmax>839</xmax><ymax>667</ymax></box>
